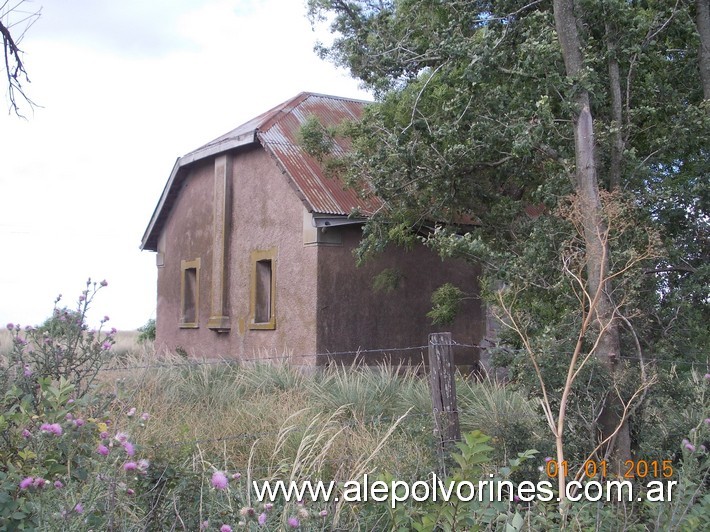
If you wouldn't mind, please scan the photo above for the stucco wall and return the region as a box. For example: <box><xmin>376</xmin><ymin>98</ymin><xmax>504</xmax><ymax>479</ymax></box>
<box><xmin>155</xmin><ymin>146</ymin><xmax>319</xmax><ymax>361</ymax></box>
<box><xmin>316</xmin><ymin>226</ymin><xmax>483</xmax><ymax>368</ymax></box>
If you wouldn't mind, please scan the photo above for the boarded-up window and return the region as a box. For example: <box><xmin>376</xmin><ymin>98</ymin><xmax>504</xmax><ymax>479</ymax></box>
<box><xmin>249</xmin><ymin>250</ymin><xmax>276</xmax><ymax>329</ymax></box>
<box><xmin>180</xmin><ymin>258</ymin><xmax>200</xmax><ymax>327</ymax></box>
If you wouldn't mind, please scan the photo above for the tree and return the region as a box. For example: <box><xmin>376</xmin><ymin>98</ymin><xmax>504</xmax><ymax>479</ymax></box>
<box><xmin>1</xmin><ymin>0</ymin><xmax>40</xmax><ymax>115</ymax></box>
<box><xmin>307</xmin><ymin>0</ymin><xmax>709</xmax><ymax>478</ymax></box>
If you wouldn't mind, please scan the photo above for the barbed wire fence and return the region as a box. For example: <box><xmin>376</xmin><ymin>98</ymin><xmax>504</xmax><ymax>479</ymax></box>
<box><xmin>100</xmin><ymin>342</ymin><xmax>710</xmax><ymax>373</ymax></box>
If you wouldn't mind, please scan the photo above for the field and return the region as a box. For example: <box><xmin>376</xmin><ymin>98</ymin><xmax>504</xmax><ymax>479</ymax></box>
<box><xmin>1</xmin><ymin>328</ymin><xmax>708</xmax><ymax>530</ymax></box>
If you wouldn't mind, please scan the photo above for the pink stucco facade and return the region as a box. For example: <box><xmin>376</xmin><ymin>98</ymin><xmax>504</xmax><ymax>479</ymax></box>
<box><xmin>156</xmin><ymin>146</ymin><xmax>319</xmax><ymax>360</ymax></box>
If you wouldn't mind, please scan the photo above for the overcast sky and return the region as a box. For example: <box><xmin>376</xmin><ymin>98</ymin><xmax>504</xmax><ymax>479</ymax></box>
<box><xmin>0</xmin><ymin>0</ymin><xmax>369</xmax><ymax>330</ymax></box>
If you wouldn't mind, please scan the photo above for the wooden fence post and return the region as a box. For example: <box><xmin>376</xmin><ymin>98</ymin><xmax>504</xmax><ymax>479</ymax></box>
<box><xmin>428</xmin><ymin>332</ymin><xmax>461</xmax><ymax>459</ymax></box>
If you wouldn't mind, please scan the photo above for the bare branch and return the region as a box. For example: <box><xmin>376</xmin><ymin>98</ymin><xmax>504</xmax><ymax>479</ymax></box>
<box><xmin>0</xmin><ymin>0</ymin><xmax>40</xmax><ymax>116</ymax></box>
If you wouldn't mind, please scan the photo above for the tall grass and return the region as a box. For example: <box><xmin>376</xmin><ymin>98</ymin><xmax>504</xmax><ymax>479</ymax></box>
<box><xmin>104</xmin><ymin>350</ymin><xmax>440</xmax><ymax>483</ymax></box>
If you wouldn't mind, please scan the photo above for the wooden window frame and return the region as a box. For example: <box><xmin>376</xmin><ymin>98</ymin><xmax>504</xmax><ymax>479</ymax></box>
<box><xmin>249</xmin><ymin>249</ymin><xmax>276</xmax><ymax>330</ymax></box>
<box><xmin>180</xmin><ymin>258</ymin><xmax>201</xmax><ymax>328</ymax></box>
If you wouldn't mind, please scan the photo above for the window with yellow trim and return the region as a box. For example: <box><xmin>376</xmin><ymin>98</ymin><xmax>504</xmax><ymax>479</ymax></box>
<box><xmin>180</xmin><ymin>258</ymin><xmax>201</xmax><ymax>328</ymax></box>
<box><xmin>249</xmin><ymin>249</ymin><xmax>276</xmax><ymax>330</ymax></box>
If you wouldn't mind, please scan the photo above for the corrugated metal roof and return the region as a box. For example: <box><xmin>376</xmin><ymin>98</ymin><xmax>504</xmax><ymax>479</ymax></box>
<box><xmin>141</xmin><ymin>92</ymin><xmax>378</xmax><ymax>251</ymax></box>
<box><xmin>257</xmin><ymin>93</ymin><xmax>380</xmax><ymax>216</ymax></box>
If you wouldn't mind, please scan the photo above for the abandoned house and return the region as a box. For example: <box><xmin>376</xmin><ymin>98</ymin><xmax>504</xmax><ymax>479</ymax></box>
<box><xmin>140</xmin><ymin>92</ymin><xmax>484</xmax><ymax>366</ymax></box>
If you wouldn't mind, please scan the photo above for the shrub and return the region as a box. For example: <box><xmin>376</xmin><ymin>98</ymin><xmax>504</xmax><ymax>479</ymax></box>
<box><xmin>137</xmin><ymin>319</ymin><xmax>156</xmax><ymax>344</ymax></box>
<box><xmin>2</xmin><ymin>278</ymin><xmax>115</xmax><ymax>402</ymax></box>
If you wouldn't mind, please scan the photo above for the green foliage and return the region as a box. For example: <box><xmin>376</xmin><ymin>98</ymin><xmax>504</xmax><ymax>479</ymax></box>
<box><xmin>0</xmin><ymin>375</ymin><xmax>148</xmax><ymax>530</ymax></box>
<box><xmin>457</xmin><ymin>378</ymin><xmax>547</xmax><ymax>468</ymax></box>
<box><xmin>137</xmin><ymin>318</ymin><xmax>156</xmax><ymax>344</ymax></box>
<box><xmin>427</xmin><ymin>283</ymin><xmax>465</xmax><ymax>325</ymax></box>
<box><xmin>298</xmin><ymin>114</ymin><xmax>334</xmax><ymax>162</ymax></box>
<box><xmin>384</xmin><ymin>430</ymin><xmax>538</xmax><ymax>531</ymax></box>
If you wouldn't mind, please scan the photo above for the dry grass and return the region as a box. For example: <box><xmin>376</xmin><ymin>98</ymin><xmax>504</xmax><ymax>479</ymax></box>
<box><xmin>99</xmin><ymin>350</ymin><xmax>440</xmax><ymax>489</ymax></box>
<box><xmin>111</xmin><ymin>330</ymin><xmax>141</xmax><ymax>355</ymax></box>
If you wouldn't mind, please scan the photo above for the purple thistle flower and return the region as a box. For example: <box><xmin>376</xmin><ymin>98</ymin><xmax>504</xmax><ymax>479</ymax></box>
<box><xmin>33</xmin><ymin>478</ymin><xmax>47</xmax><ymax>488</ymax></box>
<box><xmin>74</xmin><ymin>418</ymin><xmax>85</xmax><ymax>427</ymax></box>
<box><xmin>685</xmin><ymin>442</ymin><xmax>696</xmax><ymax>452</ymax></box>
<box><xmin>704</xmin><ymin>373</ymin><xmax>710</xmax><ymax>380</ymax></box>
<box><xmin>102</xmin><ymin>315</ymin><xmax>110</xmax><ymax>323</ymax></box>
<box><xmin>287</xmin><ymin>517</ymin><xmax>300</xmax><ymax>528</ymax></box>
<box><xmin>319</xmin><ymin>510</ymin><xmax>328</xmax><ymax>518</ymax></box>
<box><xmin>97</xmin><ymin>444</ymin><xmax>109</xmax><ymax>456</ymax></box>
<box><xmin>127</xmin><ymin>407</ymin><xmax>136</xmax><ymax>417</ymax></box>
<box><xmin>544</xmin><ymin>456</ymin><xmax>553</xmax><ymax>463</ymax></box>
<box><xmin>101</xmin><ymin>341</ymin><xmax>112</xmax><ymax>351</ymax></box>
<box><xmin>258</xmin><ymin>512</ymin><xmax>267</xmax><ymax>526</ymax></box>
<box><xmin>126</xmin><ymin>488</ymin><xmax>135</xmax><ymax>495</ymax></box>
<box><xmin>100</xmin><ymin>431</ymin><xmax>109</xmax><ymax>439</ymax></box>
<box><xmin>232</xmin><ymin>472</ymin><xmax>241</xmax><ymax>480</ymax></box>
<box><xmin>22</xmin><ymin>429</ymin><xmax>31</xmax><ymax>439</ymax></box>
<box><xmin>74</xmin><ymin>503</ymin><xmax>84</xmax><ymax>514</ymax></box>
<box><xmin>123</xmin><ymin>441</ymin><xmax>135</xmax><ymax>456</ymax></box>
<box><xmin>6</xmin><ymin>323</ymin><xmax>13</xmax><ymax>330</ymax></box>
<box><xmin>220</xmin><ymin>525</ymin><xmax>232</xmax><ymax>532</ymax></box>
<box><xmin>115</xmin><ymin>432</ymin><xmax>128</xmax><ymax>443</ymax></box>
<box><xmin>200</xmin><ymin>521</ymin><xmax>209</xmax><ymax>530</ymax></box>
<box><xmin>212</xmin><ymin>471</ymin><xmax>229</xmax><ymax>490</ymax></box>
<box><xmin>19</xmin><ymin>477</ymin><xmax>34</xmax><ymax>490</ymax></box>
<box><xmin>79</xmin><ymin>295</ymin><xmax>85</xmax><ymax>302</ymax></box>
<box><xmin>42</xmin><ymin>423</ymin><xmax>63</xmax><ymax>436</ymax></box>
<box><xmin>100</xmin><ymin>280</ymin><xmax>108</xmax><ymax>287</ymax></box>
<box><xmin>23</xmin><ymin>365</ymin><xmax>32</xmax><ymax>377</ymax></box>
<box><xmin>141</xmin><ymin>412</ymin><xmax>150</xmax><ymax>421</ymax></box>
<box><xmin>123</xmin><ymin>462</ymin><xmax>138</xmax><ymax>471</ymax></box>
<box><xmin>138</xmin><ymin>459</ymin><xmax>150</xmax><ymax>471</ymax></box>
<box><xmin>705</xmin><ymin>418</ymin><xmax>710</xmax><ymax>425</ymax></box>
<box><xmin>264</xmin><ymin>503</ymin><xmax>273</xmax><ymax>511</ymax></box>
<box><xmin>54</xmin><ymin>480</ymin><xmax>64</xmax><ymax>489</ymax></box>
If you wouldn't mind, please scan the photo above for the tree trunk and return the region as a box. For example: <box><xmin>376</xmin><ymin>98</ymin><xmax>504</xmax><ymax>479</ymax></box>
<box><xmin>553</xmin><ymin>0</ymin><xmax>631</xmax><ymax>472</ymax></box>
<box><xmin>697</xmin><ymin>0</ymin><xmax>710</xmax><ymax>99</ymax></box>
<box><xmin>606</xmin><ymin>20</ymin><xmax>624</xmax><ymax>191</ymax></box>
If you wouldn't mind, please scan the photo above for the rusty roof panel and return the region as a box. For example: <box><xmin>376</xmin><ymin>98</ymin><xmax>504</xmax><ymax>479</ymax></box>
<box><xmin>257</xmin><ymin>93</ymin><xmax>380</xmax><ymax>215</ymax></box>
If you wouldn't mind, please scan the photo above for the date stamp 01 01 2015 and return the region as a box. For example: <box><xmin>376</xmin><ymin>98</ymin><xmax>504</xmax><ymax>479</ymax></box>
<box><xmin>543</xmin><ymin>459</ymin><xmax>678</xmax><ymax>502</ymax></box>
<box><xmin>545</xmin><ymin>459</ymin><xmax>674</xmax><ymax>480</ymax></box>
